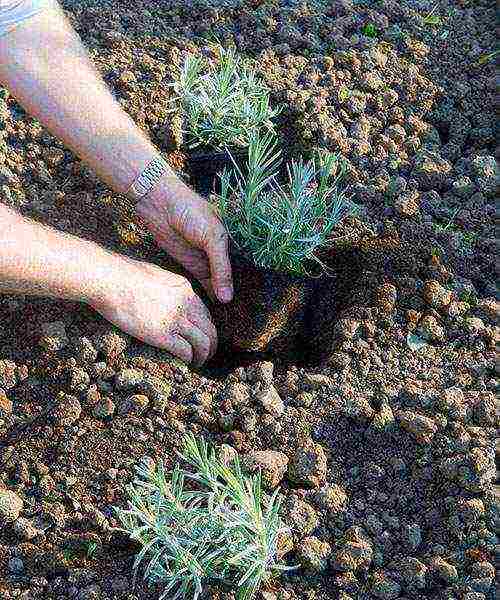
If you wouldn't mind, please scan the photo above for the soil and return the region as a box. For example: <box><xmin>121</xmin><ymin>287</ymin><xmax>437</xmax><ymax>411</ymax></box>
<box><xmin>0</xmin><ymin>1</ymin><xmax>498</xmax><ymax>600</ymax></box>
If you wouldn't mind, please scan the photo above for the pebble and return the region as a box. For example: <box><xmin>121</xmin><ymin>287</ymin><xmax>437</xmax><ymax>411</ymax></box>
<box><xmin>0</xmin><ymin>389</ymin><xmax>13</xmax><ymax>415</ymax></box>
<box><xmin>0</xmin><ymin>489</ymin><xmax>23</xmax><ymax>521</ymax></box>
<box><xmin>423</xmin><ymin>280</ymin><xmax>452</xmax><ymax>309</ymax></box>
<box><xmin>224</xmin><ymin>382</ymin><xmax>251</xmax><ymax>407</ymax></box>
<box><xmin>286</xmin><ymin>497</ymin><xmax>319</xmax><ymax>537</ymax></box>
<box><xmin>313</xmin><ymin>484</ymin><xmax>348</xmax><ymax>514</ymax></box>
<box><xmin>394</xmin><ymin>192</ymin><xmax>420</xmax><ymax>217</ymax></box>
<box><xmin>8</xmin><ymin>557</ymin><xmax>24</xmax><ymax>574</ymax></box>
<box><xmin>370</xmin><ymin>571</ymin><xmax>401</xmax><ymax>599</ymax></box>
<box><xmin>255</xmin><ymin>385</ymin><xmax>284</xmax><ymax>416</ymax></box>
<box><xmin>402</xmin><ymin>523</ymin><xmax>422</xmax><ymax>549</ymax></box>
<box><xmin>241</xmin><ymin>450</ymin><xmax>288</xmax><ymax>488</ymax></box>
<box><xmin>12</xmin><ymin>516</ymin><xmax>42</xmax><ymax>540</ymax></box>
<box><xmin>332</xmin><ymin>526</ymin><xmax>373</xmax><ymax>572</ymax></box>
<box><xmin>114</xmin><ymin>368</ymin><xmax>144</xmax><ymax>390</ymax></box>
<box><xmin>287</xmin><ymin>441</ymin><xmax>327</xmax><ymax>488</ymax></box>
<box><xmin>92</xmin><ymin>397</ymin><xmax>115</xmax><ymax>419</ymax></box>
<box><xmin>397</xmin><ymin>410</ymin><xmax>437</xmax><ymax>444</ymax></box>
<box><xmin>118</xmin><ymin>394</ymin><xmax>149</xmax><ymax>415</ymax></box>
<box><xmin>387</xmin><ymin>556</ymin><xmax>428</xmax><ymax>589</ymax></box>
<box><xmin>51</xmin><ymin>392</ymin><xmax>82</xmax><ymax>426</ymax></box>
<box><xmin>418</xmin><ymin>315</ymin><xmax>445</xmax><ymax>342</ymax></box>
<box><xmin>296</xmin><ymin>536</ymin><xmax>331</xmax><ymax>572</ymax></box>
<box><xmin>429</xmin><ymin>556</ymin><xmax>458</xmax><ymax>583</ymax></box>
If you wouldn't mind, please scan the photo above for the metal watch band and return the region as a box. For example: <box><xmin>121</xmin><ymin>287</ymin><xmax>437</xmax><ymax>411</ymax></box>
<box><xmin>126</xmin><ymin>155</ymin><xmax>172</xmax><ymax>202</ymax></box>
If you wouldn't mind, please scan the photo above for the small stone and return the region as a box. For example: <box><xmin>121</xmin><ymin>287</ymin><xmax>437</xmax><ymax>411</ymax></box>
<box><xmin>429</xmin><ymin>556</ymin><xmax>458</xmax><ymax>583</ymax></box>
<box><xmin>332</xmin><ymin>527</ymin><xmax>373</xmax><ymax>572</ymax></box>
<box><xmin>118</xmin><ymin>394</ymin><xmax>149</xmax><ymax>415</ymax></box>
<box><xmin>302</xmin><ymin>373</ymin><xmax>333</xmax><ymax>390</ymax></box>
<box><xmin>438</xmin><ymin>387</ymin><xmax>466</xmax><ymax>420</ymax></box>
<box><xmin>92</xmin><ymin>330</ymin><xmax>127</xmax><ymax>358</ymax></box>
<box><xmin>0</xmin><ymin>389</ymin><xmax>13</xmax><ymax>415</ymax></box>
<box><xmin>72</xmin><ymin>336</ymin><xmax>98</xmax><ymax>364</ymax></box>
<box><xmin>13</xmin><ymin>517</ymin><xmax>42</xmax><ymax>540</ymax></box>
<box><xmin>388</xmin><ymin>556</ymin><xmax>428</xmax><ymax>589</ymax></box>
<box><xmin>287</xmin><ymin>441</ymin><xmax>327</xmax><ymax>488</ymax></box>
<box><xmin>118</xmin><ymin>70</ymin><xmax>136</xmax><ymax>86</ymax></box>
<box><xmin>68</xmin><ymin>367</ymin><xmax>90</xmax><ymax>392</ymax></box>
<box><xmin>0</xmin><ymin>489</ymin><xmax>23</xmax><ymax>521</ymax></box>
<box><xmin>8</xmin><ymin>557</ymin><xmax>24</xmax><ymax>574</ymax></box>
<box><xmin>470</xmin><ymin>561</ymin><xmax>495</xmax><ymax>593</ymax></box>
<box><xmin>370</xmin><ymin>571</ymin><xmax>401</xmax><ymax>599</ymax></box>
<box><xmin>465</xmin><ymin>317</ymin><xmax>485</xmax><ymax>335</ymax></box>
<box><xmin>93</xmin><ymin>397</ymin><xmax>115</xmax><ymax>419</ymax></box>
<box><xmin>242</xmin><ymin>450</ymin><xmax>288</xmax><ymax>488</ymax></box>
<box><xmin>394</xmin><ymin>192</ymin><xmax>420</xmax><ymax>217</ymax></box>
<box><xmin>224</xmin><ymin>382</ymin><xmax>251</xmax><ymax>407</ymax></box>
<box><xmin>286</xmin><ymin>497</ymin><xmax>319</xmax><ymax>537</ymax></box>
<box><xmin>423</xmin><ymin>280</ymin><xmax>452</xmax><ymax>309</ymax></box>
<box><xmin>140</xmin><ymin>374</ymin><xmax>172</xmax><ymax>410</ymax></box>
<box><xmin>397</xmin><ymin>410</ymin><xmax>437</xmax><ymax>444</ymax></box>
<box><xmin>334</xmin><ymin>318</ymin><xmax>362</xmax><ymax>341</ymax></box>
<box><xmin>296</xmin><ymin>536</ymin><xmax>331</xmax><ymax>572</ymax></box>
<box><xmin>51</xmin><ymin>392</ymin><xmax>82</xmax><ymax>426</ymax></box>
<box><xmin>374</xmin><ymin>283</ymin><xmax>398</xmax><ymax>313</ymax></box>
<box><xmin>256</xmin><ymin>385</ymin><xmax>284</xmax><ymax>416</ymax></box>
<box><xmin>0</xmin><ymin>360</ymin><xmax>17</xmax><ymax>389</ymax></box>
<box><xmin>313</xmin><ymin>484</ymin><xmax>348</xmax><ymax>514</ymax></box>
<box><xmin>402</xmin><ymin>523</ymin><xmax>422</xmax><ymax>549</ymax></box>
<box><xmin>463</xmin><ymin>593</ymin><xmax>486</xmax><ymax>600</ymax></box>
<box><xmin>114</xmin><ymin>368</ymin><xmax>144</xmax><ymax>390</ymax></box>
<box><xmin>418</xmin><ymin>315</ymin><xmax>445</xmax><ymax>342</ymax></box>
<box><xmin>247</xmin><ymin>361</ymin><xmax>274</xmax><ymax>386</ymax></box>
<box><xmin>370</xmin><ymin>402</ymin><xmax>395</xmax><ymax>432</ymax></box>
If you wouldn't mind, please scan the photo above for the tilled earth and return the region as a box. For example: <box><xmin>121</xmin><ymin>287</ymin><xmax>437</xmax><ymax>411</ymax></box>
<box><xmin>0</xmin><ymin>1</ymin><xmax>498</xmax><ymax>599</ymax></box>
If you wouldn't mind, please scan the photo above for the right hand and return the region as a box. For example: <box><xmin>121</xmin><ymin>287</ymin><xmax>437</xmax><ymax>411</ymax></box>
<box><xmin>90</xmin><ymin>257</ymin><xmax>217</xmax><ymax>366</ymax></box>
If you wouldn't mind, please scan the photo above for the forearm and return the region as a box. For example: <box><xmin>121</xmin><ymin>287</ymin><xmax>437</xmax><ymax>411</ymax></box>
<box><xmin>0</xmin><ymin>2</ymin><xmax>171</xmax><ymax>195</ymax></box>
<box><xmin>0</xmin><ymin>204</ymin><xmax>117</xmax><ymax>303</ymax></box>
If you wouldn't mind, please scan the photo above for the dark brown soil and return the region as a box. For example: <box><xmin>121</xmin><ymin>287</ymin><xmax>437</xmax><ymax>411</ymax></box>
<box><xmin>0</xmin><ymin>1</ymin><xmax>498</xmax><ymax>599</ymax></box>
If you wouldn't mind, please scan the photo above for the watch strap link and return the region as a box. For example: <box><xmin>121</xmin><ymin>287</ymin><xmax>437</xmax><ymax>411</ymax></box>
<box><xmin>126</xmin><ymin>155</ymin><xmax>172</xmax><ymax>201</ymax></box>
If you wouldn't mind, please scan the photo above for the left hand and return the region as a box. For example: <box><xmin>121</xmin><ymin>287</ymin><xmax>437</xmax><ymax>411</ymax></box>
<box><xmin>136</xmin><ymin>173</ymin><xmax>233</xmax><ymax>304</ymax></box>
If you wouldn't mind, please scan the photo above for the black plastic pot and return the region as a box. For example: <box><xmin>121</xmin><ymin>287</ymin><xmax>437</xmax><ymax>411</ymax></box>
<box><xmin>208</xmin><ymin>250</ymin><xmax>324</xmax><ymax>356</ymax></box>
<box><xmin>186</xmin><ymin>148</ymin><xmax>248</xmax><ymax>196</ymax></box>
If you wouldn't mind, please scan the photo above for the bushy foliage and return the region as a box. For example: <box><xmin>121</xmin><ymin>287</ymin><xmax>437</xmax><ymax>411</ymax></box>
<box><xmin>172</xmin><ymin>45</ymin><xmax>281</xmax><ymax>151</ymax></box>
<box><xmin>114</xmin><ymin>434</ymin><xmax>293</xmax><ymax>600</ymax></box>
<box><xmin>215</xmin><ymin>132</ymin><xmax>357</xmax><ymax>274</ymax></box>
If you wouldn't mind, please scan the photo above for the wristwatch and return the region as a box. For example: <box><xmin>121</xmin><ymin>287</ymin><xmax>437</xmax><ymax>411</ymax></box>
<box><xmin>125</xmin><ymin>154</ymin><xmax>174</xmax><ymax>202</ymax></box>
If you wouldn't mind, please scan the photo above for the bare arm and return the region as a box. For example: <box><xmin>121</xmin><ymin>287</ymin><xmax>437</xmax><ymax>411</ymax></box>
<box><xmin>0</xmin><ymin>2</ymin><xmax>233</xmax><ymax>302</ymax></box>
<box><xmin>0</xmin><ymin>2</ymin><xmax>234</xmax><ymax>364</ymax></box>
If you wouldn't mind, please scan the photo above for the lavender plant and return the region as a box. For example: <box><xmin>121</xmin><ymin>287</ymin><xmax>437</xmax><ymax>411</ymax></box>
<box><xmin>215</xmin><ymin>131</ymin><xmax>357</xmax><ymax>274</ymax></box>
<box><xmin>172</xmin><ymin>45</ymin><xmax>281</xmax><ymax>151</ymax></box>
<box><xmin>114</xmin><ymin>434</ymin><xmax>293</xmax><ymax>600</ymax></box>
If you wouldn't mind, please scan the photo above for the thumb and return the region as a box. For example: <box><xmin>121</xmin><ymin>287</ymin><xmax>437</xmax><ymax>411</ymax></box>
<box><xmin>206</xmin><ymin>228</ymin><xmax>233</xmax><ymax>303</ymax></box>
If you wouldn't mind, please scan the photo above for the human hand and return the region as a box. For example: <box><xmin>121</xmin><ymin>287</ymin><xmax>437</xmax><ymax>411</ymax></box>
<box><xmin>90</xmin><ymin>256</ymin><xmax>217</xmax><ymax>366</ymax></box>
<box><xmin>136</xmin><ymin>173</ymin><xmax>233</xmax><ymax>303</ymax></box>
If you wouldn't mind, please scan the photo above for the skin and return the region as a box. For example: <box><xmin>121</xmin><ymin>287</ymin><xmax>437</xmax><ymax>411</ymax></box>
<box><xmin>0</xmin><ymin>3</ymin><xmax>234</xmax><ymax>366</ymax></box>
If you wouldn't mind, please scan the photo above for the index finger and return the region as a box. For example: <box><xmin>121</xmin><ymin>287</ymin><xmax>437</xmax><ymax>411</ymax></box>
<box><xmin>206</xmin><ymin>227</ymin><xmax>233</xmax><ymax>304</ymax></box>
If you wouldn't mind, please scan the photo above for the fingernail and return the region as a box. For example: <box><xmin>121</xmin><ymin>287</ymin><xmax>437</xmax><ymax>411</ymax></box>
<box><xmin>218</xmin><ymin>286</ymin><xmax>233</xmax><ymax>303</ymax></box>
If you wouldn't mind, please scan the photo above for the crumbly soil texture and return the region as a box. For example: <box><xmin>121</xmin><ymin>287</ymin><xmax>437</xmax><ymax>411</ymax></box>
<box><xmin>0</xmin><ymin>1</ymin><xmax>498</xmax><ymax>599</ymax></box>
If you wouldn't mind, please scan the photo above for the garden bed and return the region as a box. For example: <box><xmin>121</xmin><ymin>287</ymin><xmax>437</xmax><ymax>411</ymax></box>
<box><xmin>0</xmin><ymin>0</ymin><xmax>497</xmax><ymax>599</ymax></box>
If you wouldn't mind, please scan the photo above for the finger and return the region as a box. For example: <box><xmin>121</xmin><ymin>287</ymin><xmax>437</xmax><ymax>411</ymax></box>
<box><xmin>206</xmin><ymin>226</ymin><xmax>233</xmax><ymax>303</ymax></box>
<box><xmin>185</xmin><ymin>301</ymin><xmax>218</xmax><ymax>359</ymax></box>
<box><xmin>176</xmin><ymin>318</ymin><xmax>211</xmax><ymax>366</ymax></box>
<box><xmin>163</xmin><ymin>332</ymin><xmax>193</xmax><ymax>364</ymax></box>
<box><xmin>147</xmin><ymin>220</ymin><xmax>211</xmax><ymax>281</ymax></box>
